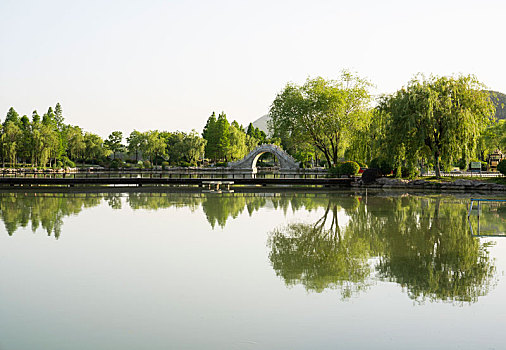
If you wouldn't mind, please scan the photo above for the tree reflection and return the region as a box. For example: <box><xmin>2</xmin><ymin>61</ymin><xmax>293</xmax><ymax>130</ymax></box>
<box><xmin>0</xmin><ymin>190</ymin><xmax>499</xmax><ymax>304</ymax></box>
<box><xmin>268</xmin><ymin>199</ymin><xmax>375</xmax><ymax>299</ymax></box>
<box><xmin>0</xmin><ymin>193</ymin><xmax>102</xmax><ymax>239</ymax></box>
<box><xmin>374</xmin><ymin>198</ymin><xmax>496</xmax><ymax>303</ymax></box>
<box><xmin>268</xmin><ymin>195</ymin><xmax>497</xmax><ymax>304</ymax></box>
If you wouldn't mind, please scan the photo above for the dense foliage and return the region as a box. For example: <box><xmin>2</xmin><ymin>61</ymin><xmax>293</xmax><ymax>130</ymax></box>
<box><xmin>2</xmin><ymin>72</ymin><xmax>504</xmax><ymax>174</ymax></box>
<box><xmin>269</xmin><ymin>71</ymin><xmax>372</xmax><ymax>167</ymax></box>
<box><xmin>0</xmin><ymin>105</ymin><xmax>214</xmax><ymax>168</ymax></box>
<box><xmin>202</xmin><ymin>112</ymin><xmax>274</xmax><ymax>162</ymax></box>
<box><xmin>497</xmin><ymin>159</ymin><xmax>506</xmax><ymax>175</ymax></box>
<box><xmin>378</xmin><ymin>74</ymin><xmax>494</xmax><ymax>178</ymax></box>
<box><xmin>329</xmin><ymin>161</ymin><xmax>360</xmax><ymax>177</ymax></box>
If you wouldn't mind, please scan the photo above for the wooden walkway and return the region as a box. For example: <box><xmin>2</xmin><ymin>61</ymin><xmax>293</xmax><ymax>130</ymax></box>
<box><xmin>0</xmin><ymin>175</ymin><xmax>353</xmax><ymax>187</ymax></box>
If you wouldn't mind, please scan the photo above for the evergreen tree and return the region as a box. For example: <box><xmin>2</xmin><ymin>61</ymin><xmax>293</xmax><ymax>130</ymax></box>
<box><xmin>216</xmin><ymin>112</ymin><xmax>230</xmax><ymax>160</ymax></box>
<box><xmin>54</xmin><ymin>103</ymin><xmax>64</xmax><ymax>131</ymax></box>
<box><xmin>246</xmin><ymin>123</ymin><xmax>254</xmax><ymax>137</ymax></box>
<box><xmin>202</xmin><ymin>112</ymin><xmax>219</xmax><ymax>161</ymax></box>
<box><xmin>4</xmin><ymin>107</ymin><xmax>20</xmax><ymax>126</ymax></box>
<box><xmin>19</xmin><ymin>116</ymin><xmax>32</xmax><ymax>165</ymax></box>
<box><xmin>31</xmin><ymin>110</ymin><xmax>40</xmax><ymax>124</ymax></box>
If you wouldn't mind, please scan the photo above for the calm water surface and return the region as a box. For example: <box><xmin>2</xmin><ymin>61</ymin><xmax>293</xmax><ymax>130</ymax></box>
<box><xmin>0</xmin><ymin>190</ymin><xmax>505</xmax><ymax>350</ymax></box>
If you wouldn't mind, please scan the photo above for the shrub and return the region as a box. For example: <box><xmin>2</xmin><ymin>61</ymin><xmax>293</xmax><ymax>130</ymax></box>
<box><xmin>362</xmin><ymin>168</ymin><xmax>381</xmax><ymax>184</ymax></box>
<box><xmin>110</xmin><ymin>159</ymin><xmax>124</xmax><ymax>169</ymax></box>
<box><xmin>497</xmin><ymin>159</ymin><xmax>506</xmax><ymax>175</ymax></box>
<box><xmin>340</xmin><ymin>161</ymin><xmax>360</xmax><ymax>175</ymax></box>
<box><xmin>143</xmin><ymin>160</ymin><xmax>151</xmax><ymax>168</ymax></box>
<box><xmin>456</xmin><ymin>158</ymin><xmax>467</xmax><ymax>170</ymax></box>
<box><xmin>328</xmin><ymin>161</ymin><xmax>360</xmax><ymax>177</ymax></box>
<box><xmin>401</xmin><ymin>166</ymin><xmax>419</xmax><ymax>179</ymax></box>
<box><xmin>60</xmin><ymin>156</ymin><xmax>75</xmax><ymax>168</ymax></box>
<box><xmin>369</xmin><ymin>157</ymin><xmax>393</xmax><ymax>176</ymax></box>
<box><xmin>328</xmin><ymin>162</ymin><xmax>343</xmax><ymax>177</ymax></box>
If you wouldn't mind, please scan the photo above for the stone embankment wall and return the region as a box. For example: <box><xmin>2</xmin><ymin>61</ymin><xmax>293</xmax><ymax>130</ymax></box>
<box><xmin>353</xmin><ymin>177</ymin><xmax>506</xmax><ymax>191</ymax></box>
<box><xmin>0</xmin><ymin>167</ymin><xmax>79</xmax><ymax>173</ymax></box>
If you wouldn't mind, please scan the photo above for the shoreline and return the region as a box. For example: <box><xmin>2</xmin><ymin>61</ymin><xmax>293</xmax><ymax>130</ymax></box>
<box><xmin>355</xmin><ymin>177</ymin><xmax>506</xmax><ymax>191</ymax></box>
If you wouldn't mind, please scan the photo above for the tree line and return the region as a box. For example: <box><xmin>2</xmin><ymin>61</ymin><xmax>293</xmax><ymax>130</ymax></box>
<box><xmin>0</xmin><ymin>105</ymin><xmax>270</xmax><ymax>168</ymax></box>
<box><xmin>269</xmin><ymin>71</ymin><xmax>500</xmax><ymax>178</ymax></box>
<box><xmin>202</xmin><ymin>111</ymin><xmax>273</xmax><ymax>163</ymax></box>
<box><xmin>3</xmin><ymin>70</ymin><xmax>501</xmax><ymax>174</ymax></box>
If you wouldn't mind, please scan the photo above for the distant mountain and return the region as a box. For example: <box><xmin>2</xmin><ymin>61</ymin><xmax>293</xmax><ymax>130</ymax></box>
<box><xmin>490</xmin><ymin>91</ymin><xmax>506</xmax><ymax>120</ymax></box>
<box><xmin>251</xmin><ymin>114</ymin><xmax>271</xmax><ymax>135</ymax></box>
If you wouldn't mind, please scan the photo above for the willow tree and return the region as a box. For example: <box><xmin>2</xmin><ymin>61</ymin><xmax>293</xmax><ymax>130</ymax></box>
<box><xmin>380</xmin><ymin>74</ymin><xmax>495</xmax><ymax>178</ymax></box>
<box><xmin>269</xmin><ymin>71</ymin><xmax>373</xmax><ymax>167</ymax></box>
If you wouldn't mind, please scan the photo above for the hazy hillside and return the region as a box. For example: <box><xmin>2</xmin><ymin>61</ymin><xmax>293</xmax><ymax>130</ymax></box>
<box><xmin>251</xmin><ymin>114</ymin><xmax>270</xmax><ymax>135</ymax></box>
<box><xmin>490</xmin><ymin>91</ymin><xmax>506</xmax><ymax>120</ymax></box>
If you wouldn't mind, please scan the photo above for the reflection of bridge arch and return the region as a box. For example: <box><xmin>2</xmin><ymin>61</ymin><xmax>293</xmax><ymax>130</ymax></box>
<box><xmin>228</xmin><ymin>144</ymin><xmax>300</xmax><ymax>171</ymax></box>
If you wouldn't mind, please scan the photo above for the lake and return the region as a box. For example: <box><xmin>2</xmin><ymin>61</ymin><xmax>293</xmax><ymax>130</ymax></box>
<box><xmin>0</xmin><ymin>189</ymin><xmax>505</xmax><ymax>350</ymax></box>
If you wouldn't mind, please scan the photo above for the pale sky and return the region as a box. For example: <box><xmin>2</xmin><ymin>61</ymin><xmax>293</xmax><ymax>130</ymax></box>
<box><xmin>1</xmin><ymin>0</ymin><xmax>505</xmax><ymax>138</ymax></box>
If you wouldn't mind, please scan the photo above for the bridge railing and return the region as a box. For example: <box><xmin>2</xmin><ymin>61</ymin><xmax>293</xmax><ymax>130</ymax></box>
<box><xmin>0</xmin><ymin>170</ymin><xmax>332</xmax><ymax>180</ymax></box>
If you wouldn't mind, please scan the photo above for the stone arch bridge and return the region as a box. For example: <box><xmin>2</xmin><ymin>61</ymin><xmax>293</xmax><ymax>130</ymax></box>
<box><xmin>228</xmin><ymin>144</ymin><xmax>300</xmax><ymax>171</ymax></box>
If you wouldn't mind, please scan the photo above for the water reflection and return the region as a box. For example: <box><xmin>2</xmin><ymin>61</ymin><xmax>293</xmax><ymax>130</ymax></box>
<box><xmin>268</xmin><ymin>199</ymin><xmax>375</xmax><ymax>299</ymax></box>
<box><xmin>0</xmin><ymin>190</ymin><xmax>501</xmax><ymax>304</ymax></box>
<box><xmin>375</xmin><ymin>198</ymin><xmax>496</xmax><ymax>303</ymax></box>
<box><xmin>0</xmin><ymin>191</ymin><xmax>333</xmax><ymax>235</ymax></box>
<box><xmin>269</xmin><ymin>196</ymin><xmax>497</xmax><ymax>303</ymax></box>
<box><xmin>0</xmin><ymin>193</ymin><xmax>102</xmax><ymax>238</ymax></box>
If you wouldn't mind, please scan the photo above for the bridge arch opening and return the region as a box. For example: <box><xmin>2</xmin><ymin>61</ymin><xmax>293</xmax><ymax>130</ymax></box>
<box><xmin>228</xmin><ymin>144</ymin><xmax>300</xmax><ymax>172</ymax></box>
<box><xmin>252</xmin><ymin>151</ymin><xmax>280</xmax><ymax>170</ymax></box>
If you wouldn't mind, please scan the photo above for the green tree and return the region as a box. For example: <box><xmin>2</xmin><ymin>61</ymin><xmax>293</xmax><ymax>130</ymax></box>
<box><xmin>164</xmin><ymin>130</ymin><xmax>206</xmax><ymax>166</ymax></box>
<box><xmin>269</xmin><ymin>71</ymin><xmax>373</xmax><ymax>167</ymax></box>
<box><xmin>216</xmin><ymin>112</ymin><xmax>230</xmax><ymax>161</ymax></box>
<box><xmin>1</xmin><ymin>121</ymin><xmax>21</xmax><ymax>166</ymax></box>
<box><xmin>4</xmin><ymin>107</ymin><xmax>20</xmax><ymax>126</ymax></box>
<box><xmin>141</xmin><ymin>130</ymin><xmax>166</xmax><ymax>165</ymax></box>
<box><xmin>104</xmin><ymin>131</ymin><xmax>125</xmax><ymax>160</ymax></box>
<box><xmin>84</xmin><ymin>132</ymin><xmax>108</xmax><ymax>163</ymax></box>
<box><xmin>380</xmin><ymin>74</ymin><xmax>495</xmax><ymax>178</ymax></box>
<box><xmin>53</xmin><ymin>103</ymin><xmax>67</xmax><ymax>162</ymax></box>
<box><xmin>476</xmin><ymin>120</ymin><xmax>506</xmax><ymax>160</ymax></box>
<box><xmin>54</xmin><ymin>103</ymin><xmax>65</xmax><ymax>131</ymax></box>
<box><xmin>67</xmin><ymin>126</ymin><xmax>85</xmax><ymax>163</ymax></box>
<box><xmin>246</xmin><ymin>123</ymin><xmax>267</xmax><ymax>144</ymax></box>
<box><xmin>245</xmin><ymin>133</ymin><xmax>259</xmax><ymax>153</ymax></box>
<box><xmin>40</xmin><ymin>110</ymin><xmax>60</xmax><ymax>167</ymax></box>
<box><xmin>18</xmin><ymin>115</ymin><xmax>32</xmax><ymax>165</ymax></box>
<box><xmin>181</xmin><ymin>130</ymin><xmax>206</xmax><ymax>165</ymax></box>
<box><xmin>126</xmin><ymin>130</ymin><xmax>145</xmax><ymax>162</ymax></box>
<box><xmin>202</xmin><ymin>112</ymin><xmax>219</xmax><ymax>161</ymax></box>
<box><xmin>228</xmin><ymin>121</ymin><xmax>248</xmax><ymax>160</ymax></box>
